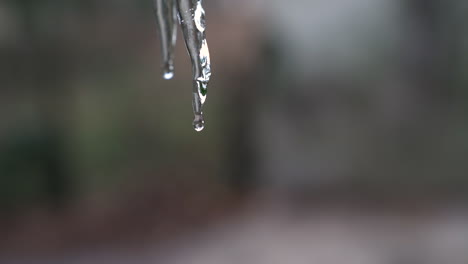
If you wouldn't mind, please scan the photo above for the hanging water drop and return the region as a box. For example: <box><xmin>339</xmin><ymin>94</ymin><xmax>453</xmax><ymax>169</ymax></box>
<box><xmin>163</xmin><ymin>68</ymin><xmax>174</xmax><ymax>80</ymax></box>
<box><xmin>154</xmin><ymin>0</ymin><xmax>212</xmax><ymax>131</ymax></box>
<box><xmin>193</xmin><ymin>114</ymin><xmax>205</xmax><ymax>132</ymax></box>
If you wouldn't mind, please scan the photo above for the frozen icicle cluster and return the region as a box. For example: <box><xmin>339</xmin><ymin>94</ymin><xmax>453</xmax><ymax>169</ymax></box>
<box><xmin>154</xmin><ymin>0</ymin><xmax>211</xmax><ymax>132</ymax></box>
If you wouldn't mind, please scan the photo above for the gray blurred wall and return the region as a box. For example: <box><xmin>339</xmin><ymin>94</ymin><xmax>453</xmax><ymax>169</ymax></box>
<box><xmin>234</xmin><ymin>0</ymin><xmax>468</xmax><ymax>193</ymax></box>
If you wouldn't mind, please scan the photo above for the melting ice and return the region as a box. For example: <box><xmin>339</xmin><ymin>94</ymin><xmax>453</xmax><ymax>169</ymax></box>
<box><xmin>154</xmin><ymin>0</ymin><xmax>212</xmax><ymax>132</ymax></box>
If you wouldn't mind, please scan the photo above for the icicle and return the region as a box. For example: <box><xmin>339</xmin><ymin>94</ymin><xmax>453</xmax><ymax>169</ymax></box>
<box><xmin>154</xmin><ymin>0</ymin><xmax>212</xmax><ymax>131</ymax></box>
<box><xmin>154</xmin><ymin>0</ymin><xmax>178</xmax><ymax>79</ymax></box>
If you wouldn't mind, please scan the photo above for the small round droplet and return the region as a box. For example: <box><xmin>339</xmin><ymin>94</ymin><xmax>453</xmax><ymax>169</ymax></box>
<box><xmin>163</xmin><ymin>63</ymin><xmax>174</xmax><ymax>80</ymax></box>
<box><xmin>193</xmin><ymin>115</ymin><xmax>205</xmax><ymax>132</ymax></box>
<box><xmin>163</xmin><ymin>70</ymin><xmax>174</xmax><ymax>80</ymax></box>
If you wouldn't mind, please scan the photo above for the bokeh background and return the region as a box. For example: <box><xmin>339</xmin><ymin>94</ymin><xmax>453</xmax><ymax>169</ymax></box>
<box><xmin>1</xmin><ymin>0</ymin><xmax>468</xmax><ymax>263</ymax></box>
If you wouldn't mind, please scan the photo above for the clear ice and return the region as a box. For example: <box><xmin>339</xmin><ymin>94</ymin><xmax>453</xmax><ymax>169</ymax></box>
<box><xmin>153</xmin><ymin>0</ymin><xmax>212</xmax><ymax>132</ymax></box>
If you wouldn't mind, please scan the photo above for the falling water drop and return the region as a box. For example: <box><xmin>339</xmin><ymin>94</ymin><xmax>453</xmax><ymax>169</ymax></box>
<box><xmin>154</xmin><ymin>0</ymin><xmax>212</xmax><ymax>131</ymax></box>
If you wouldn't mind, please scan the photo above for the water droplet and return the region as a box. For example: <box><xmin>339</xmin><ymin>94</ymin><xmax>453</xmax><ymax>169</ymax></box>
<box><xmin>193</xmin><ymin>114</ymin><xmax>205</xmax><ymax>132</ymax></box>
<box><xmin>163</xmin><ymin>70</ymin><xmax>174</xmax><ymax>80</ymax></box>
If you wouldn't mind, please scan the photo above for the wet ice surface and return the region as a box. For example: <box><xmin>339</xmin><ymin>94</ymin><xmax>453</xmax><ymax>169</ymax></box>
<box><xmin>3</xmin><ymin>200</ymin><xmax>468</xmax><ymax>264</ymax></box>
<box><xmin>154</xmin><ymin>0</ymin><xmax>177</xmax><ymax>79</ymax></box>
<box><xmin>154</xmin><ymin>0</ymin><xmax>211</xmax><ymax>131</ymax></box>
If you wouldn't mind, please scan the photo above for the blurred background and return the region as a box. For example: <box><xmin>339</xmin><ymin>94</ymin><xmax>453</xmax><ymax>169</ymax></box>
<box><xmin>1</xmin><ymin>0</ymin><xmax>468</xmax><ymax>263</ymax></box>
